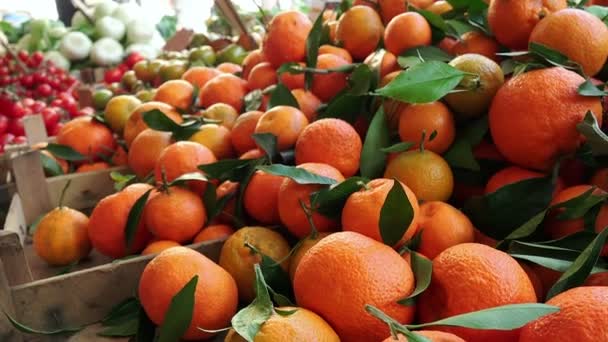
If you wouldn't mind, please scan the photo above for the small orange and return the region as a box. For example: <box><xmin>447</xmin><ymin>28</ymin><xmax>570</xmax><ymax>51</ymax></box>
<box><xmin>212</xmin><ymin>181</ymin><xmax>238</xmax><ymax>225</ymax></box>
<box><xmin>584</xmin><ymin>271</ymin><xmax>608</xmax><ymax>286</ymax></box>
<box><xmin>591</xmin><ymin>168</ymin><xmax>608</xmax><ymax>192</ymax></box>
<box><xmin>342</xmin><ymin>178</ymin><xmax>420</xmax><ymax>245</ymax></box>
<box><xmin>294</xmin><ymin>231</ymin><xmax>415</xmax><ymax>342</ymax></box>
<box><xmin>417</xmin><ymin>201</ymin><xmax>475</xmax><ymax>259</ymax></box>
<box><xmin>144</xmin><ymin>186</ymin><xmax>206</xmax><ymax>243</ymax></box>
<box><xmin>311</xmin><ymin>54</ymin><xmax>350</xmax><ymax>102</ymax></box>
<box><xmin>254</xmin><ymin>106</ymin><xmax>309</xmax><ymax>151</ymax></box>
<box><xmin>244</xmin><ymin>171</ymin><xmax>285</xmax><ymax>224</ymax></box>
<box><xmin>278</xmin><ymin>163</ymin><xmax>345</xmax><ymax>238</ymax></box>
<box><xmin>336</xmin><ymin>6</ymin><xmax>384</xmax><ymax>60</ymax></box>
<box><xmin>239</xmin><ymin>148</ymin><xmax>265</xmax><ymax>160</ymax></box>
<box><xmin>485</xmin><ymin>166</ymin><xmax>564</xmax><ymax>196</ymax></box>
<box><xmin>263</xmin><ymin>11</ymin><xmax>313</xmax><ymax>68</ymax></box>
<box><xmin>241</xmin><ymin>49</ymin><xmax>267</xmax><ymax>80</ymax></box>
<box><xmin>139</xmin><ymin>247</ymin><xmax>238</xmax><ymax>340</ymax></box>
<box><xmin>230</xmin><ymin>111</ymin><xmax>264</xmax><ymax>154</ymax></box>
<box><xmin>291</xmin><ymin>89</ymin><xmax>322</xmax><ymax>121</ymax></box>
<box><xmin>378</xmin><ymin>0</ymin><xmax>406</xmax><ymax>24</ymax></box>
<box><xmin>75</xmin><ymin>162</ymin><xmax>110</xmax><ymax>173</ymax></box>
<box><xmin>56</xmin><ymin>117</ymin><xmax>116</xmax><ymax>162</ymax></box>
<box><xmin>383</xmin><ymin>12</ymin><xmax>432</xmax><ymax>56</ymax></box>
<box><xmin>201</xmin><ymin>103</ymin><xmax>239</xmax><ymax>129</ymax></box>
<box><xmin>141</xmin><ymin>240</ymin><xmax>180</xmax><ymax>255</ymax></box>
<box><xmin>153</xmin><ymin>79</ymin><xmax>194</xmax><ymax>111</ymax></box>
<box><xmin>383</xmin><ymin>331</ymin><xmax>465</xmax><ymax>342</ymax></box>
<box><xmin>398</xmin><ymin>101</ymin><xmax>456</xmax><ymax>155</ymax></box>
<box><xmin>318</xmin><ymin>45</ymin><xmax>353</xmax><ymax>63</ymax></box>
<box><xmin>193</xmin><ymin>224</ymin><xmax>234</xmax><ymax>243</ymax></box>
<box><xmin>199</xmin><ymin>74</ymin><xmax>248</xmax><ymax>112</ymax></box>
<box><xmin>520</xmin><ymin>286</ymin><xmax>608</xmax><ymax>342</ymax></box>
<box><xmin>128</xmin><ymin>129</ymin><xmax>173</xmax><ymax>179</ymax></box>
<box><xmin>425</xmin><ymin>1</ymin><xmax>454</xmax><ymax>15</ymax></box>
<box><xmin>216</xmin><ymin>62</ymin><xmax>242</xmax><ymax>74</ymax></box>
<box><xmin>452</xmin><ymin>31</ymin><xmax>500</xmax><ymax>62</ymax></box>
<box><xmin>529</xmin><ymin>8</ymin><xmax>608</xmax><ymax>76</ymax></box>
<box><xmin>247</xmin><ymin>62</ymin><xmax>277</xmax><ymax>91</ymax></box>
<box><xmin>181</xmin><ymin>66</ymin><xmax>221</xmax><ymax>89</ymax></box>
<box><xmin>279</xmin><ymin>62</ymin><xmax>305</xmax><ymax>90</ymax></box>
<box><xmin>438</xmin><ymin>37</ymin><xmax>458</xmax><ymax>54</ymax></box>
<box><xmin>154</xmin><ymin>141</ymin><xmax>216</xmax><ymax>193</ymax></box>
<box><xmin>111</xmin><ymin>145</ymin><xmax>128</xmax><ymax>166</ymax></box>
<box><xmin>519</xmin><ymin>261</ymin><xmax>545</xmax><ymax>301</ymax></box>
<box><xmin>123</xmin><ymin>101</ymin><xmax>182</xmax><ymax>147</ymax></box>
<box><xmin>364</xmin><ymin>49</ymin><xmax>400</xmax><ymax>78</ymax></box>
<box><xmin>33</xmin><ymin>207</ymin><xmax>91</xmax><ymax>266</ymax></box>
<box><xmin>288</xmin><ymin>232</ymin><xmax>331</xmax><ymax>281</ymax></box>
<box><xmin>188</xmin><ymin>124</ymin><xmax>234</xmax><ymax>159</ymax></box>
<box><xmin>295</xmin><ymin>118</ymin><xmax>362</xmax><ymax>177</ymax></box>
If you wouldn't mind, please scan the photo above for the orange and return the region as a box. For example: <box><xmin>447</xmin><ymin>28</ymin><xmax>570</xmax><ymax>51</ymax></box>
<box><xmin>291</xmin><ymin>89</ymin><xmax>321</xmax><ymax>121</ymax></box>
<box><xmin>311</xmin><ymin>54</ymin><xmax>350</xmax><ymax>102</ymax></box>
<box><xmin>383</xmin><ymin>331</ymin><xmax>465</xmax><ymax>342</ymax></box>
<box><xmin>384</xmin><ymin>149</ymin><xmax>454</xmax><ymax>202</ymax></box>
<box><xmin>279</xmin><ymin>62</ymin><xmax>305</xmax><ymax>90</ymax></box>
<box><xmin>278</xmin><ymin>163</ymin><xmax>345</xmax><ymax>238</ymax></box>
<box><xmin>294</xmin><ymin>231</ymin><xmax>415</xmax><ymax>342</ymax></box>
<box><xmin>153</xmin><ymin>79</ymin><xmax>194</xmax><ymax>111</ymax></box>
<box><xmin>75</xmin><ymin>162</ymin><xmax>110</xmax><ymax>173</ymax></box>
<box><xmin>255</xmin><ymin>106</ymin><xmax>309</xmax><ymax>151</ymax></box>
<box><xmin>380</xmin><ymin>70</ymin><xmax>407</xmax><ymax>130</ymax></box>
<box><xmin>336</xmin><ymin>6</ymin><xmax>384</xmax><ymax>60</ymax></box>
<box><xmin>88</xmin><ymin>183</ymin><xmax>153</xmax><ymax>258</ymax></box>
<box><xmin>584</xmin><ymin>271</ymin><xmax>608</xmax><ymax>286</ymax></box>
<box><xmin>425</xmin><ymin>1</ymin><xmax>454</xmax><ymax>15</ymax></box>
<box><xmin>295</xmin><ymin>118</ymin><xmax>362</xmax><ymax>177</ymax></box>
<box><xmin>40</xmin><ymin>150</ymin><xmax>69</xmax><ymax>175</ymax></box>
<box><xmin>318</xmin><ymin>45</ymin><xmax>353</xmax><ymax>63</ymax></box>
<box><xmin>243</xmin><ymin>171</ymin><xmax>285</xmax><ymax>224</ymax></box>
<box><xmin>138</xmin><ymin>247</ymin><xmax>238</xmax><ymax>340</ymax></box>
<box><xmin>383</xmin><ymin>12</ymin><xmax>432</xmax><ymax>56</ymax></box>
<box><xmin>452</xmin><ymin>31</ymin><xmax>500</xmax><ymax>62</ymax></box>
<box><xmin>520</xmin><ymin>286</ymin><xmax>608</xmax><ymax>342</ymax></box>
<box><xmin>545</xmin><ymin>185</ymin><xmax>608</xmax><ymax>255</ymax></box>
<box><xmin>128</xmin><ymin>129</ymin><xmax>173</xmax><ymax>179</ymax></box>
<box><xmin>519</xmin><ymin>261</ymin><xmax>545</xmax><ymax>301</ymax></box>
<box><xmin>56</xmin><ymin>117</ymin><xmax>116</xmax><ymax>162</ymax></box>
<box><xmin>216</xmin><ymin>62</ymin><xmax>242</xmax><ymax>74</ymax></box>
<box><xmin>123</xmin><ymin>101</ymin><xmax>182</xmax><ymax>147</ymax></box>
<box><xmin>219</xmin><ymin>226</ymin><xmax>290</xmax><ymax>301</ymax></box>
<box><xmin>188</xmin><ymin>124</ymin><xmax>234</xmax><ymax>159</ymax></box>
<box><xmin>417</xmin><ymin>201</ymin><xmax>475</xmax><ymax>260</ymax></box>
<box><xmin>230</xmin><ymin>110</ymin><xmax>264</xmax><ymax>154</ymax></box>
<box><xmin>181</xmin><ymin>66</ymin><xmax>221</xmax><ymax>89</ymax></box>
<box><xmin>438</xmin><ymin>37</ymin><xmax>458</xmax><ymax>54</ymax></box>
<box><xmin>341</xmin><ymin>178</ymin><xmax>419</xmax><ymax>245</ymax></box>
<box><xmin>247</xmin><ymin>62</ymin><xmax>277</xmax><ymax>91</ymax></box>
<box><xmin>263</xmin><ymin>11</ymin><xmax>312</xmax><ymax>68</ymax></box>
<box><xmin>485</xmin><ymin>166</ymin><xmax>565</xmax><ymax>196</ymax></box>
<box><xmin>33</xmin><ymin>207</ymin><xmax>91</xmax><ymax>266</ymax></box>
<box><xmin>398</xmin><ymin>101</ymin><xmax>456</xmax><ymax>155</ymax></box>
<box><xmin>591</xmin><ymin>168</ymin><xmax>608</xmax><ymax>192</ymax></box>
<box><xmin>201</xmin><ymin>103</ymin><xmax>239</xmax><ymax>129</ymax></box>
<box><xmin>529</xmin><ymin>8</ymin><xmax>608</xmax><ymax>76</ymax></box>
<box><xmin>212</xmin><ymin>181</ymin><xmax>238</xmax><ymax>225</ymax></box>
<box><xmin>224</xmin><ymin>307</ymin><xmax>340</xmax><ymax>342</ymax></box>
<box><xmin>489</xmin><ymin>67</ymin><xmax>602</xmax><ymax>171</ymax></box>
<box><xmin>193</xmin><ymin>224</ymin><xmax>234</xmax><ymax>243</ymax></box>
<box><xmin>240</xmin><ymin>148</ymin><xmax>265</xmax><ymax>160</ymax></box>
<box><xmin>141</xmin><ymin>240</ymin><xmax>180</xmax><ymax>255</ymax></box>
<box><xmin>154</xmin><ymin>141</ymin><xmax>216</xmax><ymax>193</ymax></box>
<box><xmin>378</xmin><ymin>0</ymin><xmax>433</xmax><ymax>24</ymax></box>
<box><xmin>199</xmin><ymin>73</ymin><xmax>248</xmax><ymax>112</ymax></box>
<box><xmin>111</xmin><ymin>145</ymin><xmax>128</xmax><ymax>166</ymax></box>
<box><xmin>364</xmin><ymin>50</ymin><xmax>400</xmax><ymax>78</ymax></box>
<box><xmin>327</xmin><ymin>20</ymin><xmax>339</xmax><ymax>44</ymax></box>
<box><xmin>103</xmin><ymin>94</ymin><xmax>142</xmax><ymax>133</ymax></box>
<box><xmin>288</xmin><ymin>232</ymin><xmax>331</xmax><ymax>282</ymax></box>
<box><xmin>144</xmin><ymin>186</ymin><xmax>206</xmax><ymax>243</ymax></box>
<box><xmin>241</xmin><ymin>49</ymin><xmax>267</xmax><ymax>80</ymax></box>
<box><xmin>488</xmin><ymin>0</ymin><xmax>567</xmax><ymax>50</ymax></box>
<box><xmin>418</xmin><ymin>243</ymin><xmax>537</xmax><ymax>342</ymax></box>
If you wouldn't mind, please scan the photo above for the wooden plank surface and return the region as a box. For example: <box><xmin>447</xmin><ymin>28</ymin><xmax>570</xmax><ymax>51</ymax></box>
<box><xmin>11</xmin><ymin>152</ymin><xmax>53</xmax><ymax>226</ymax></box>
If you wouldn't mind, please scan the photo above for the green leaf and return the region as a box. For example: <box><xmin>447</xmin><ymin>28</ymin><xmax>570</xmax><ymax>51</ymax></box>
<box><xmin>347</xmin><ymin>64</ymin><xmax>374</xmax><ymax>96</ymax></box>
<box><xmin>529</xmin><ymin>42</ymin><xmax>582</xmax><ymax>71</ymax></box>
<box><xmin>310</xmin><ymin>177</ymin><xmax>368</xmax><ymax>219</ymax></box>
<box><xmin>268</xmin><ymin>83</ymin><xmax>299</xmax><ymax>109</ymax></box>
<box><xmin>578</xmin><ymin>79</ymin><xmax>607</xmax><ymax>97</ymax></box>
<box><xmin>407</xmin><ymin>304</ymin><xmax>559</xmax><ymax>330</ymax></box>
<box><xmin>410</xmin><ymin>6</ymin><xmax>449</xmax><ymax>33</ymax></box>
<box><xmin>135</xmin><ymin>307</ymin><xmax>156</xmax><ymax>342</ymax></box>
<box><xmin>552</xmin><ymin>188</ymin><xmax>607</xmax><ymax>220</ymax></box>
<box><xmin>379</xmin><ymin>180</ymin><xmax>415</xmax><ymax>246</ymax></box>
<box><xmin>199</xmin><ymin>159</ymin><xmax>262</xmax><ymax>182</ymax></box>
<box><xmin>444</xmin><ymin>138</ymin><xmax>480</xmax><ymax>171</ymax></box>
<box><xmin>508</xmin><ymin>241</ymin><xmax>608</xmax><ymax>273</ymax></box>
<box><xmin>305</xmin><ymin>7</ymin><xmax>326</xmax><ymax>89</ymax></box>
<box><xmin>397</xmin><ymin>251</ymin><xmax>432</xmax><ymax>306</ymax></box>
<box><xmin>168</xmin><ymin>172</ymin><xmax>209</xmax><ymax>187</ymax></box>
<box><xmin>503</xmin><ymin>210</ymin><xmax>548</xmax><ymax>241</ymax></box>
<box><xmin>124</xmin><ymin>189</ymin><xmax>152</xmax><ymax>252</ymax></box>
<box><xmin>256</xmin><ymin>164</ymin><xmax>338</xmax><ymax>185</ymax></box>
<box><xmin>246</xmin><ymin>243</ymin><xmax>293</xmax><ymax>304</ymax></box>
<box><xmin>318</xmin><ymin>92</ymin><xmax>368</xmax><ymax>122</ymax></box>
<box><xmin>463</xmin><ymin>177</ymin><xmax>555</xmax><ymax>240</ymax></box>
<box><xmin>444</xmin><ymin>19</ymin><xmax>476</xmax><ymax>37</ymax></box>
<box><xmin>381</xmin><ymin>142</ymin><xmax>415</xmax><ymax>153</ymax></box>
<box><xmin>375</xmin><ymin>61</ymin><xmax>465</xmax><ymax>103</ymax></box>
<box><xmin>45</xmin><ymin>143</ymin><xmax>87</xmax><ymax>161</ymax></box>
<box><xmin>364</xmin><ymin>305</ymin><xmax>416</xmax><ymax>340</ymax></box>
<box><xmin>274</xmin><ymin>308</ymin><xmax>298</xmax><ymax>316</ymax></box>
<box><xmin>4</xmin><ymin>312</ymin><xmax>81</xmax><ymax>336</ymax></box>
<box><xmin>110</xmin><ymin>172</ymin><xmax>137</xmax><ymax>192</ymax></box>
<box><xmin>244</xmin><ymin>89</ymin><xmax>263</xmax><ymax>111</ymax></box>
<box><xmin>536</xmin><ymin>231</ymin><xmax>598</xmax><ymax>251</ymax></box>
<box><xmin>98</xmin><ymin>319</ymin><xmax>138</xmax><ymax>337</ymax></box>
<box><xmin>143</xmin><ymin>109</ymin><xmax>198</xmax><ymax>140</ymax></box>
<box><xmin>586</xmin><ymin>5</ymin><xmax>608</xmax><ymax>24</ymax></box>
<box><xmin>40</xmin><ymin>152</ymin><xmax>64</xmax><ymax>177</ymax></box>
<box><xmin>577</xmin><ymin>111</ymin><xmax>608</xmax><ymax>155</ymax></box>
<box><xmin>360</xmin><ymin>107</ymin><xmax>391</xmax><ymax>178</ymax></box>
<box><xmin>156</xmin><ymin>15</ymin><xmax>177</xmax><ymax>40</ymax></box>
<box><xmin>157</xmin><ymin>275</ymin><xmax>198</xmax><ymax>342</ymax></box>
<box><xmin>102</xmin><ymin>297</ymin><xmax>140</xmax><ymax>326</ymax></box>
<box><xmin>252</xmin><ymin>133</ymin><xmax>280</xmax><ymax>163</ymax></box>
<box><xmin>231</xmin><ymin>264</ymin><xmax>274</xmax><ymax>342</ymax></box>
<box><xmin>335</xmin><ymin>0</ymin><xmax>353</xmax><ymax>18</ymax></box>
<box><xmin>546</xmin><ymin>227</ymin><xmax>608</xmax><ymax>299</ymax></box>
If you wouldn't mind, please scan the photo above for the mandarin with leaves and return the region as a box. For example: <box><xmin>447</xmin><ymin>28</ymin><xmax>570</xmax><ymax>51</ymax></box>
<box><xmin>154</xmin><ymin>141</ymin><xmax>216</xmax><ymax>194</ymax></box>
<box><xmin>398</xmin><ymin>101</ymin><xmax>456</xmax><ymax>155</ymax></box>
<box><xmin>231</xmin><ymin>110</ymin><xmax>264</xmax><ymax>155</ymax></box>
<box><xmin>181</xmin><ymin>66</ymin><xmax>221</xmax><ymax>89</ymax></box>
<box><xmin>56</xmin><ymin>116</ymin><xmax>116</xmax><ymax>162</ymax></box>
<box><xmin>244</xmin><ymin>171</ymin><xmax>285</xmax><ymax>225</ymax></box>
<box><xmin>241</xmin><ymin>49</ymin><xmax>267</xmax><ymax>80</ymax></box>
<box><xmin>255</xmin><ymin>106</ymin><xmax>309</xmax><ymax>151</ymax></box>
<box><xmin>311</xmin><ymin>53</ymin><xmax>350</xmax><ymax>102</ymax></box>
<box><xmin>263</xmin><ymin>11</ymin><xmax>313</xmax><ymax>68</ymax></box>
<box><xmin>318</xmin><ymin>44</ymin><xmax>353</xmax><ymax>63</ymax></box>
<box><xmin>288</xmin><ymin>232</ymin><xmax>331</xmax><ymax>282</ymax></box>
<box><xmin>291</xmin><ymin>89</ymin><xmax>322</xmax><ymax>121</ymax></box>
<box><xmin>383</xmin><ymin>12</ymin><xmax>432</xmax><ymax>56</ymax></box>
<box><xmin>336</xmin><ymin>5</ymin><xmax>384</xmax><ymax>60</ymax></box>
<box><xmin>452</xmin><ymin>31</ymin><xmax>501</xmax><ymax>62</ymax></box>
<box><xmin>193</xmin><ymin>224</ymin><xmax>234</xmax><ymax>243</ymax></box>
<box><xmin>141</xmin><ymin>240</ymin><xmax>180</xmax><ymax>255</ymax></box>
<box><xmin>247</xmin><ymin>62</ymin><xmax>278</xmax><ymax>91</ymax></box>
<box><xmin>123</xmin><ymin>101</ymin><xmax>182</xmax><ymax>147</ymax></box>
<box><xmin>128</xmin><ymin>129</ymin><xmax>173</xmax><ymax>179</ymax></box>
<box><xmin>217</xmin><ymin>62</ymin><xmax>242</xmax><ymax>74</ymax></box>
<box><xmin>153</xmin><ymin>79</ymin><xmax>194</xmax><ymax>112</ymax></box>
<box><xmin>199</xmin><ymin>73</ymin><xmax>248</xmax><ymax>112</ymax></box>
<box><xmin>189</xmin><ymin>123</ymin><xmax>234</xmax><ymax>159</ymax></box>
<box><xmin>202</xmin><ymin>103</ymin><xmax>239</xmax><ymax>129</ymax></box>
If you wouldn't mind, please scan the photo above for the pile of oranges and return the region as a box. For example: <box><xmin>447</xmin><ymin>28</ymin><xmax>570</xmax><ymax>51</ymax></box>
<box><xmin>28</xmin><ymin>0</ymin><xmax>608</xmax><ymax>341</ymax></box>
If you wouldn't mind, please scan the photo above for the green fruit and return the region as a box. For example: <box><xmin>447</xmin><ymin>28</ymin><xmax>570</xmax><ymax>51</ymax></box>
<box><xmin>189</xmin><ymin>33</ymin><xmax>210</xmax><ymax>48</ymax></box>
<box><xmin>216</xmin><ymin>44</ymin><xmax>247</xmax><ymax>65</ymax></box>
<box><xmin>121</xmin><ymin>70</ymin><xmax>138</xmax><ymax>91</ymax></box>
<box><xmin>135</xmin><ymin>89</ymin><xmax>156</xmax><ymax>102</ymax></box>
<box><xmin>160</xmin><ymin>61</ymin><xmax>187</xmax><ymax>81</ymax></box>
<box><xmin>189</xmin><ymin>46</ymin><xmax>216</xmax><ymax>65</ymax></box>
<box><xmin>92</xmin><ymin>89</ymin><xmax>114</xmax><ymax>110</ymax></box>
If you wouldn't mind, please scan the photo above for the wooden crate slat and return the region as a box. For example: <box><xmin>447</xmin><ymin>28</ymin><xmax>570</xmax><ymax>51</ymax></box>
<box><xmin>0</xmin><ymin>230</ymin><xmax>32</xmax><ymax>286</ymax></box>
<box><xmin>11</xmin><ymin>152</ymin><xmax>53</xmax><ymax>226</ymax></box>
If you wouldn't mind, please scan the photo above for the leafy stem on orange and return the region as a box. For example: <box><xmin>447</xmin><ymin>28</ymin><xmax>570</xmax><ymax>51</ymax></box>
<box><xmin>299</xmin><ymin>198</ymin><xmax>319</xmax><ymax>239</ymax></box>
<box><xmin>58</xmin><ymin>180</ymin><xmax>72</xmax><ymax>208</ymax></box>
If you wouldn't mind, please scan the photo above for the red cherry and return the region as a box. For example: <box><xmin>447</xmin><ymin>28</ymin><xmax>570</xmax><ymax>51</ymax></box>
<box><xmin>0</xmin><ymin>116</ymin><xmax>9</xmax><ymax>135</ymax></box>
<box><xmin>36</xmin><ymin>84</ymin><xmax>53</xmax><ymax>97</ymax></box>
<box><xmin>19</xmin><ymin>74</ymin><xmax>34</xmax><ymax>88</ymax></box>
<box><xmin>41</xmin><ymin>107</ymin><xmax>61</xmax><ymax>129</ymax></box>
<box><xmin>58</xmin><ymin>92</ymin><xmax>73</xmax><ymax>102</ymax></box>
<box><xmin>8</xmin><ymin>117</ymin><xmax>25</xmax><ymax>136</ymax></box>
<box><xmin>0</xmin><ymin>133</ymin><xmax>15</xmax><ymax>146</ymax></box>
<box><xmin>21</xmin><ymin>98</ymin><xmax>34</xmax><ymax>107</ymax></box>
<box><xmin>31</xmin><ymin>52</ymin><xmax>44</xmax><ymax>65</ymax></box>
<box><xmin>31</xmin><ymin>100</ymin><xmax>46</xmax><ymax>113</ymax></box>
<box><xmin>10</xmin><ymin>102</ymin><xmax>26</xmax><ymax>118</ymax></box>
<box><xmin>125</xmin><ymin>52</ymin><xmax>145</xmax><ymax>68</ymax></box>
<box><xmin>50</xmin><ymin>98</ymin><xmax>63</xmax><ymax>108</ymax></box>
<box><xmin>49</xmin><ymin>122</ymin><xmax>63</xmax><ymax>136</ymax></box>
<box><xmin>12</xmin><ymin>136</ymin><xmax>27</xmax><ymax>145</ymax></box>
<box><xmin>104</xmin><ymin>68</ymin><xmax>123</xmax><ymax>84</ymax></box>
<box><xmin>17</xmin><ymin>51</ymin><xmax>29</xmax><ymax>63</ymax></box>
